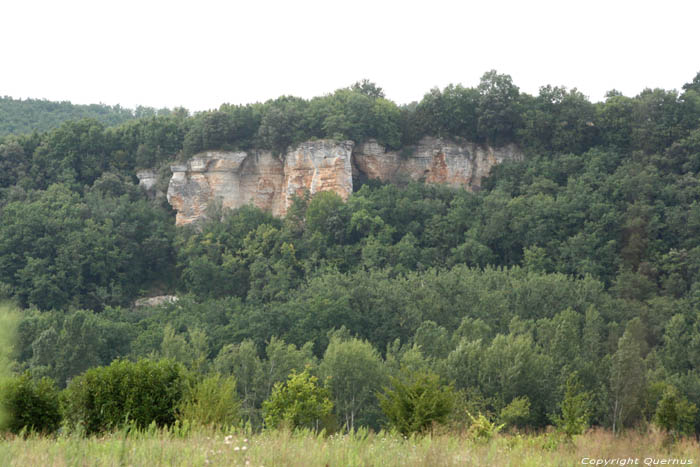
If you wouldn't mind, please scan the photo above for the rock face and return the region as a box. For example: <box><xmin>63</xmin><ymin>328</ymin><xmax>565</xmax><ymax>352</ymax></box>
<box><xmin>136</xmin><ymin>169</ymin><xmax>158</xmax><ymax>191</ymax></box>
<box><xmin>134</xmin><ymin>295</ymin><xmax>179</xmax><ymax>308</ymax></box>
<box><xmin>284</xmin><ymin>140</ymin><xmax>355</xmax><ymax>210</ymax></box>
<box><xmin>167</xmin><ymin>141</ymin><xmax>354</xmax><ymax>225</ymax></box>
<box><xmin>167</xmin><ymin>137</ymin><xmax>523</xmax><ymax>225</ymax></box>
<box><xmin>353</xmin><ymin>137</ymin><xmax>523</xmax><ymax>190</ymax></box>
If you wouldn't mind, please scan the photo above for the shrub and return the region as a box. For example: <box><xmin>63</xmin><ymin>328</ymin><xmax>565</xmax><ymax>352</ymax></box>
<box><xmin>499</xmin><ymin>396</ymin><xmax>531</xmax><ymax>428</ymax></box>
<box><xmin>178</xmin><ymin>373</ymin><xmax>240</xmax><ymax>428</ymax></box>
<box><xmin>654</xmin><ymin>385</ymin><xmax>698</xmax><ymax>439</ymax></box>
<box><xmin>63</xmin><ymin>358</ymin><xmax>189</xmax><ymax>435</ymax></box>
<box><xmin>262</xmin><ymin>370</ymin><xmax>333</xmax><ymax>431</ymax></box>
<box><xmin>0</xmin><ymin>372</ymin><xmax>61</xmax><ymax>434</ymax></box>
<box><xmin>467</xmin><ymin>412</ymin><xmax>505</xmax><ymax>441</ymax></box>
<box><xmin>378</xmin><ymin>369</ymin><xmax>455</xmax><ymax>436</ymax></box>
<box><xmin>551</xmin><ymin>374</ymin><xmax>591</xmax><ymax>438</ymax></box>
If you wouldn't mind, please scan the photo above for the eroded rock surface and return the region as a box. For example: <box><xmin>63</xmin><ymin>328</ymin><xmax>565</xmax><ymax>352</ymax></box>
<box><xmin>353</xmin><ymin>137</ymin><xmax>523</xmax><ymax>190</ymax></box>
<box><xmin>167</xmin><ymin>137</ymin><xmax>522</xmax><ymax>225</ymax></box>
<box><xmin>167</xmin><ymin>141</ymin><xmax>354</xmax><ymax>225</ymax></box>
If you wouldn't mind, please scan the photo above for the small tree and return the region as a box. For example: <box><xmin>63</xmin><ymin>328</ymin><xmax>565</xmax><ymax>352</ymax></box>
<box><xmin>654</xmin><ymin>386</ymin><xmax>698</xmax><ymax>440</ymax></box>
<box><xmin>552</xmin><ymin>373</ymin><xmax>591</xmax><ymax>438</ymax></box>
<box><xmin>178</xmin><ymin>373</ymin><xmax>240</xmax><ymax>428</ymax></box>
<box><xmin>468</xmin><ymin>412</ymin><xmax>505</xmax><ymax>441</ymax></box>
<box><xmin>499</xmin><ymin>396</ymin><xmax>531</xmax><ymax>428</ymax></box>
<box><xmin>320</xmin><ymin>335</ymin><xmax>385</xmax><ymax>431</ymax></box>
<box><xmin>262</xmin><ymin>369</ymin><xmax>333</xmax><ymax>431</ymax></box>
<box><xmin>63</xmin><ymin>358</ymin><xmax>189</xmax><ymax>435</ymax></box>
<box><xmin>378</xmin><ymin>369</ymin><xmax>454</xmax><ymax>436</ymax></box>
<box><xmin>0</xmin><ymin>372</ymin><xmax>61</xmax><ymax>434</ymax></box>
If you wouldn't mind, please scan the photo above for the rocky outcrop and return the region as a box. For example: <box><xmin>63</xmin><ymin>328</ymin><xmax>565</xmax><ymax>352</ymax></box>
<box><xmin>167</xmin><ymin>137</ymin><xmax>523</xmax><ymax>225</ymax></box>
<box><xmin>136</xmin><ymin>169</ymin><xmax>158</xmax><ymax>191</ymax></box>
<box><xmin>134</xmin><ymin>295</ymin><xmax>179</xmax><ymax>308</ymax></box>
<box><xmin>353</xmin><ymin>137</ymin><xmax>523</xmax><ymax>190</ymax></box>
<box><xmin>167</xmin><ymin>141</ymin><xmax>354</xmax><ymax>225</ymax></box>
<box><xmin>284</xmin><ymin>140</ymin><xmax>355</xmax><ymax>210</ymax></box>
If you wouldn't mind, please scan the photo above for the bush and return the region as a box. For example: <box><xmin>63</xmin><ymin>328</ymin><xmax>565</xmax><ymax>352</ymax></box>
<box><xmin>262</xmin><ymin>370</ymin><xmax>333</xmax><ymax>431</ymax></box>
<box><xmin>63</xmin><ymin>359</ymin><xmax>189</xmax><ymax>435</ymax></box>
<box><xmin>467</xmin><ymin>412</ymin><xmax>505</xmax><ymax>441</ymax></box>
<box><xmin>378</xmin><ymin>369</ymin><xmax>455</xmax><ymax>436</ymax></box>
<box><xmin>499</xmin><ymin>396</ymin><xmax>531</xmax><ymax>428</ymax></box>
<box><xmin>654</xmin><ymin>385</ymin><xmax>698</xmax><ymax>439</ymax></box>
<box><xmin>0</xmin><ymin>372</ymin><xmax>61</xmax><ymax>434</ymax></box>
<box><xmin>551</xmin><ymin>374</ymin><xmax>591</xmax><ymax>438</ymax></box>
<box><xmin>178</xmin><ymin>373</ymin><xmax>240</xmax><ymax>428</ymax></box>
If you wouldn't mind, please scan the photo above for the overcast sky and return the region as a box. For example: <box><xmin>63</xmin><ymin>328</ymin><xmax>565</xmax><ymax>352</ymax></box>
<box><xmin>3</xmin><ymin>0</ymin><xmax>699</xmax><ymax>112</ymax></box>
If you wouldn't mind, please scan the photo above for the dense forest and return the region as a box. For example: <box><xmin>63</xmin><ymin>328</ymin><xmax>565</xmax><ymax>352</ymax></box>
<box><xmin>0</xmin><ymin>96</ymin><xmax>176</xmax><ymax>138</ymax></box>
<box><xmin>1</xmin><ymin>70</ymin><xmax>700</xmax><ymax>435</ymax></box>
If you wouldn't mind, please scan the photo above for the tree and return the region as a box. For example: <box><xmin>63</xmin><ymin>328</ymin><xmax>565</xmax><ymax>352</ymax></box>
<box><xmin>378</xmin><ymin>369</ymin><xmax>455</xmax><ymax>435</ymax></box>
<box><xmin>63</xmin><ymin>359</ymin><xmax>189</xmax><ymax>434</ymax></box>
<box><xmin>263</xmin><ymin>337</ymin><xmax>316</xmax><ymax>400</ymax></box>
<box><xmin>256</xmin><ymin>96</ymin><xmax>309</xmax><ymax>153</ymax></box>
<box><xmin>552</xmin><ymin>373</ymin><xmax>591</xmax><ymax>438</ymax></box>
<box><xmin>499</xmin><ymin>396</ymin><xmax>531</xmax><ymax>429</ymax></box>
<box><xmin>654</xmin><ymin>385</ymin><xmax>698</xmax><ymax>439</ymax></box>
<box><xmin>160</xmin><ymin>326</ymin><xmax>209</xmax><ymax>373</ymax></box>
<box><xmin>213</xmin><ymin>340</ymin><xmax>263</xmax><ymax>423</ymax></box>
<box><xmin>0</xmin><ymin>372</ymin><xmax>61</xmax><ymax>434</ymax></box>
<box><xmin>477</xmin><ymin>70</ymin><xmax>521</xmax><ymax>145</ymax></box>
<box><xmin>177</xmin><ymin>373</ymin><xmax>240</xmax><ymax>428</ymax></box>
<box><xmin>262</xmin><ymin>369</ymin><xmax>333</xmax><ymax>431</ymax></box>
<box><xmin>320</xmin><ymin>335</ymin><xmax>385</xmax><ymax>431</ymax></box>
<box><xmin>351</xmin><ymin>80</ymin><xmax>385</xmax><ymax>99</ymax></box>
<box><xmin>609</xmin><ymin>326</ymin><xmax>646</xmax><ymax>434</ymax></box>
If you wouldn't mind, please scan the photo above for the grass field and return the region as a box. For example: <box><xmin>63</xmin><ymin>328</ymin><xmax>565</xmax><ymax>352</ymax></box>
<box><xmin>1</xmin><ymin>427</ymin><xmax>698</xmax><ymax>466</ymax></box>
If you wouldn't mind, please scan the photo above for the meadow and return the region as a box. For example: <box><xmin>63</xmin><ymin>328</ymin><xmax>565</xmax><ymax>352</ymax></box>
<box><xmin>1</xmin><ymin>427</ymin><xmax>698</xmax><ymax>467</ymax></box>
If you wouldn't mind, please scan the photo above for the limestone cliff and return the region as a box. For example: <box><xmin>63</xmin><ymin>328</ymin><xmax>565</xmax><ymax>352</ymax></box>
<box><xmin>167</xmin><ymin>140</ymin><xmax>354</xmax><ymax>225</ymax></box>
<box><xmin>353</xmin><ymin>137</ymin><xmax>522</xmax><ymax>190</ymax></box>
<box><xmin>167</xmin><ymin>137</ymin><xmax>522</xmax><ymax>225</ymax></box>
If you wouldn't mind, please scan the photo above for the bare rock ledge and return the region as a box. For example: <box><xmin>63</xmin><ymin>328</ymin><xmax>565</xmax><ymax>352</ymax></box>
<box><xmin>166</xmin><ymin>137</ymin><xmax>523</xmax><ymax>226</ymax></box>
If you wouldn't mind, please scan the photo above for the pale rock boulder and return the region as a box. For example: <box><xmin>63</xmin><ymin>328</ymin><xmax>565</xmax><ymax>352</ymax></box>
<box><xmin>134</xmin><ymin>295</ymin><xmax>179</xmax><ymax>308</ymax></box>
<box><xmin>136</xmin><ymin>169</ymin><xmax>158</xmax><ymax>191</ymax></box>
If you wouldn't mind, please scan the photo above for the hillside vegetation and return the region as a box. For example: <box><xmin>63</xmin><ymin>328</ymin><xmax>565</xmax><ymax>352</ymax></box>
<box><xmin>0</xmin><ymin>96</ymin><xmax>171</xmax><ymax>137</ymax></box>
<box><xmin>1</xmin><ymin>71</ymin><xmax>700</xmax><ymax>439</ymax></box>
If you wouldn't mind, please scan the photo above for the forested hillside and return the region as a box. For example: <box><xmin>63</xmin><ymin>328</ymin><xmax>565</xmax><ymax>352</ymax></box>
<box><xmin>0</xmin><ymin>96</ymin><xmax>171</xmax><ymax>138</ymax></box>
<box><xmin>2</xmin><ymin>71</ymin><xmax>700</xmax><ymax>435</ymax></box>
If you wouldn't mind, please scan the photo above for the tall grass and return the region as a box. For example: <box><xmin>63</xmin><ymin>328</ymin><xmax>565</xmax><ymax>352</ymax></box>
<box><xmin>0</xmin><ymin>426</ymin><xmax>697</xmax><ymax>466</ymax></box>
<box><xmin>0</xmin><ymin>302</ymin><xmax>19</xmax><ymax>430</ymax></box>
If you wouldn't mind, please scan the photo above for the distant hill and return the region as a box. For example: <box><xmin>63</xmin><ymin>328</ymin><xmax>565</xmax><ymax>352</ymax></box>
<box><xmin>0</xmin><ymin>96</ymin><xmax>171</xmax><ymax>137</ymax></box>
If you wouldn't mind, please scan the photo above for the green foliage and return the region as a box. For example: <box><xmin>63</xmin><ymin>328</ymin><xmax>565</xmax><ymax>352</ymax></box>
<box><xmin>262</xmin><ymin>369</ymin><xmax>333</xmax><ymax>431</ymax></box>
<box><xmin>609</xmin><ymin>324</ymin><xmax>646</xmax><ymax>434</ymax></box>
<box><xmin>654</xmin><ymin>385</ymin><xmax>698</xmax><ymax>439</ymax></box>
<box><xmin>0</xmin><ymin>372</ymin><xmax>61</xmax><ymax>434</ymax></box>
<box><xmin>467</xmin><ymin>411</ymin><xmax>505</xmax><ymax>441</ymax></box>
<box><xmin>499</xmin><ymin>396</ymin><xmax>531</xmax><ymax>428</ymax></box>
<box><xmin>63</xmin><ymin>359</ymin><xmax>190</xmax><ymax>435</ymax></box>
<box><xmin>2</xmin><ymin>72</ymin><xmax>700</xmax><ymax>436</ymax></box>
<box><xmin>178</xmin><ymin>373</ymin><xmax>240</xmax><ymax>428</ymax></box>
<box><xmin>551</xmin><ymin>374</ymin><xmax>591</xmax><ymax>438</ymax></box>
<box><xmin>320</xmin><ymin>334</ymin><xmax>385</xmax><ymax>430</ymax></box>
<box><xmin>378</xmin><ymin>369</ymin><xmax>455</xmax><ymax>435</ymax></box>
<box><xmin>477</xmin><ymin>70</ymin><xmax>522</xmax><ymax>145</ymax></box>
<box><xmin>0</xmin><ymin>182</ymin><xmax>175</xmax><ymax>311</ymax></box>
<box><xmin>0</xmin><ymin>96</ymin><xmax>139</xmax><ymax>137</ymax></box>
<box><xmin>213</xmin><ymin>339</ymin><xmax>263</xmax><ymax>423</ymax></box>
<box><xmin>160</xmin><ymin>326</ymin><xmax>210</xmax><ymax>373</ymax></box>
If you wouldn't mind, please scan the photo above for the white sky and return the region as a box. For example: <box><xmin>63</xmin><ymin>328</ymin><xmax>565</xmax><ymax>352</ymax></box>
<box><xmin>2</xmin><ymin>0</ymin><xmax>699</xmax><ymax>112</ymax></box>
